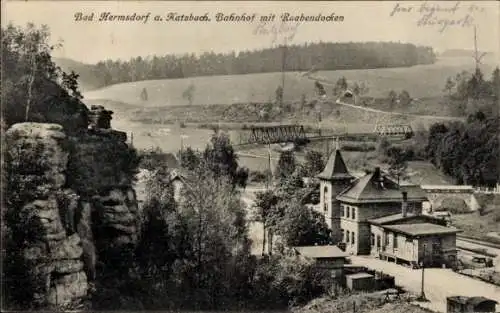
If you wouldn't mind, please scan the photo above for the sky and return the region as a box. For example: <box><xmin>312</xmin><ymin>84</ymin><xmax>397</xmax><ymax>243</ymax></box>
<box><xmin>3</xmin><ymin>0</ymin><xmax>499</xmax><ymax>64</ymax></box>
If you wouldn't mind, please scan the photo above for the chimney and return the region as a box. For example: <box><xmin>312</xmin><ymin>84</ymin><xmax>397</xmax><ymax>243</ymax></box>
<box><xmin>401</xmin><ymin>191</ymin><xmax>408</xmax><ymax>217</ymax></box>
<box><xmin>374</xmin><ymin>167</ymin><xmax>384</xmax><ymax>188</ymax></box>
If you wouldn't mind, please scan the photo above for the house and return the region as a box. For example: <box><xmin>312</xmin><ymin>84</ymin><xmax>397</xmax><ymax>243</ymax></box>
<box><xmin>447</xmin><ymin>296</ymin><xmax>498</xmax><ymax>313</ymax></box>
<box><xmin>169</xmin><ymin>169</ymin><xmax>187</xmax><ymax>202</ymax></box>
<box><xmin>335</xmin><ymin>167</ymin><xmax>428</xmax><ymax>255</ymax></box>
<box><xmin>369</xmin><ymin>191</ymin><xmax>460</xmax><ymax>267</ymax></box>
<box><xmin>293</xmin><ymin>245</ymin><xmax>348</xmax><ymax>280</ymax></box>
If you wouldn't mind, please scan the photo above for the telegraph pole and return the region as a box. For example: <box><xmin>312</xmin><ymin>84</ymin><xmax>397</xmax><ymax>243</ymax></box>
<box><xmin>417</xmin><ymin>243</ymin><xmax>428</xmax><ymax>302</ymax></box>
<box><xmin>473</xmin><ymin>25</ymin><xmax>485</xmax><ymax>72</ymax></box>
<box><xmin>268</xmin><ymin>143</ymin><xmax>273</xmax><ymax>189</ymax></box>
<box><xmin>281</xmin><ymin>37</ymin><xmax>288</xmax><ymax>105</ymax></box>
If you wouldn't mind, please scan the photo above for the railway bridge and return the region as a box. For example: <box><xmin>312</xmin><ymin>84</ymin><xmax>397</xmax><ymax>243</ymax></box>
<box><xmin>235</xmin><ymin>124</ymin><xmax>413</xmax><ymax>148</ymax></box>
<box><xmin>420</xmin><ymin>185</ymin><xmax>479</xmax><ymax>212</ymax></box>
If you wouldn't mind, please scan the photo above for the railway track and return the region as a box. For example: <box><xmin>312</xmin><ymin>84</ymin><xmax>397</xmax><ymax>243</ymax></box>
<box><xmin>456</xmin><ymin>236</ymin><xmax>500</xmax><ymax>258</ymax></box>
<box><xmin>457</xmin><ymin>236</ymin><xmax>500</xmax><ymax>250</ymax></box>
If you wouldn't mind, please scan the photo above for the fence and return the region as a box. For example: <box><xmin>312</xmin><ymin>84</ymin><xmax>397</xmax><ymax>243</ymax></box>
<box><xmin>474</xmin><ymin>184</ymin><xmax>500</xmax><ymax>194</ymax></box>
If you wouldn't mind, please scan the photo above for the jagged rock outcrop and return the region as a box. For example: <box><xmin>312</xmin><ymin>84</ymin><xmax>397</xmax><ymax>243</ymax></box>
<box><xmin>4</xmin><ymin>107</ymin><xmax>142</xmax><ymax>309</ymax></box>
<box><xmin>67</xmin><ymin>126</ymin><xmax>141</xmax><ymax>253</ymax></box>
<box><xmin>5</xmin><ymin>123</ymin><xmax>88</xmax><ymax>307</ymax></box>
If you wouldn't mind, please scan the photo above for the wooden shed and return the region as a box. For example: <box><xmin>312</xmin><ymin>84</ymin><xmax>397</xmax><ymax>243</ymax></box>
<box><xmin>345</xmin><ymin>272</ymin><xmax>374</xmax><ymax>291</ymax></box>
<box><xmin>446</xmin><ymin>296</ymin><xmax>498</xmax><ymax>313</ymax></box>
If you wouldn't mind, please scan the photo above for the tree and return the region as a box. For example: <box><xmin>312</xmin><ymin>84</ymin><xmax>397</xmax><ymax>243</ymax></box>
<box><xmin>279</xmin><ymin>171</ymin><xmax>305</xmax><ymax>197</ymax></box>
<box><xmin>275</xmin><ymin>202</ymin><xmax>332</xmax><ymax>247</ymax></box>
<box><xmin>426</xmin><ymin>123</ymin><xmax>449</xmax><ymax>165</ymax></box>
<box><xmin>203</xmin><ymin>132</ymin><xmax>238</xmax><ymax>182</ymax></box>
<box><xmin>491</xmin><ymin>67</ymin><xmax>500</xmax><ymax>100</ymax></box>
<box><xmin>136</xmin><ymin>168</ymin><xmax>186</xmax><ymax>294</ymax></box>
<box><xmin>275</xmin><ymin>85</ymin><xmax>283</xmax><ymax>106</ymax></box>
<box><xmin>182</xmin><ymin>83</ymin><xmax>195</xmax><ymax>105</ymax></box>
<box><xmin>304</xmin><ymin>150</ymin><xmax>325</xmax><ymax>177</ymax></box>
<box><xmin>300</xmin><ymin>94</ymin><xmax>307</xmax><ymax>110</ymax></box>
<box><xmin>2</xmin><ymin>23</ymin><xmax>88</xmax><ymax>131</ymax></box>
<box><xmin>252</xmin><ymin>190</ymin><xmax>280</xmax><ymax>255</ymax></box>
<box><xmin>76</xmin><ymin>42</ymin><xmax>437</xmax><ymax>89</ymax></box>
<box><xmin>140</xmin><ymin>87</ymin><xmax>148</xmax><ymax>101</ymax></box>
<box><xmin>177</xmin><ymin>170</ymin><xmax>251</xmax><ymax>307</ymax></box>
<box><xmin>234</xmin><ymin>167</ymin><xmax>249</xmax><ymax>189</ymax></box>
<box><xmin>179</xmin><ymin>147</ymin><xmax>200</xmax><ymax>171</ymax></box>
<box><xmin>351</xmin><ymin>82</ymin><xmax>360</xmax><ymax>104</ymax></box>
<box><xmin>443</xmin><ymin>77</ymin><xmax>455</xmax><ymax>96</ymax></box>
<box><xmin>388</xmin><ymin>90</ymin><xmax>398</xmax><ymax>108</ymax></box>
<box><xmin>314</xmin><ymin>81</ymin><xmax>326</xmax><ymax>97</ymax></box>
<box><xmin>333</xmin><ymin>77</ymin><xmax>348</xmax><ymax>97</ymax></box>
<box><xmin>385</xmin><ymin>146</ymin><xmax>409</xmax><ymax>184</ymax></box>
<box><xmin>275</xmin><ymin>151</ymin><xmax>296</xmax><ymax>182</ymax></box>
<box><xmin>358</xmin><ymin>81</ymin><xmax>369</xmax><ymax>96</ymax></box>
<box><xmin>399</xmin><ymin>90</ymin><xmax>412</xmax><ymax>106</ymax></box>
<box><xmin>426</xmin><ymin>116</ymin><xmax>499</xmax><ymax>187</ymax></box>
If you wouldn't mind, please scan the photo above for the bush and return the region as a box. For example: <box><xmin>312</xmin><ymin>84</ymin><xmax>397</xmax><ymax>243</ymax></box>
<box><xmin>440</xmin><ymin>197</ymin><xmax>470</xmax><ymax>214</ymax></box>
<box><xmin>341</xmin><ymin>142</ymin><xmax>376</xmax><ymax>152</ymax></box>
<box><xmin>251</xmin><ymin>253</ymin><xmax>337</xmax><ymax>308</ymax></box>
<box><xmin>249</xmin><ymin>170</ymin><xmax>268</xmax><ymax>183</ymax></box>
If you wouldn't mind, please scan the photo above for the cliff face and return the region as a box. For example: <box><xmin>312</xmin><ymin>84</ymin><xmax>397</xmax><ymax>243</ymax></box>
<box><xmin>5</xmin><ymin>123</ymin><xmax>87</xmax><ymax>307</ymax></box>
<box><xmin>4</xmin><ymin>106</ymin><xmax>141</xmax><ymax>309</ymax></box>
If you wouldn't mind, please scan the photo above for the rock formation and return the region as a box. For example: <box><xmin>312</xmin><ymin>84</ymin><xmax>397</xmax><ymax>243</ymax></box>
<box><xmin>4</xmin><ymin>106</ymin><xmax>141</xmax><ymax>309</ymax></box>
<box><xmin>5</xmin><ymin>123</ymin><xmax>87</xmax><ymax>307</ymax></box>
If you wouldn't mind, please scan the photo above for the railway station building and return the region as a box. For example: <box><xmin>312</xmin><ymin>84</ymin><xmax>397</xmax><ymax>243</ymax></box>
<box><xmin>317</xmin><ymin>146</ymin><xmax>460</xmax><ymax>263</ymax></box>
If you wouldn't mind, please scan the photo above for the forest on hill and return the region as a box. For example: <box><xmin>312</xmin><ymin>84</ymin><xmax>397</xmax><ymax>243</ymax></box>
<box><xmin>60</xmin><ymin>42</ymin><xmax>436</xmax><ymax>89</ymax></box>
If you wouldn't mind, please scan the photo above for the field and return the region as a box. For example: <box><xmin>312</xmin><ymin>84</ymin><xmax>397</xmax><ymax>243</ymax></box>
<box><xmin>83</xmin><ymin>57</ymin><xmax>496</xmax><ymax>108</ymax></box>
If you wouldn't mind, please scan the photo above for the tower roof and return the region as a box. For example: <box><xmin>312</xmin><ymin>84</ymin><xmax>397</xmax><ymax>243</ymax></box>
<box><xmin>317</xmin><ymin>146</ymin><xmax>353</xmax><ymax>181</ymax></box>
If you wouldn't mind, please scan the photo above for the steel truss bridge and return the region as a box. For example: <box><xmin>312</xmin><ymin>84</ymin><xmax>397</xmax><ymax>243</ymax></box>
<box><xmin>235</xmin><ymin>124</ymin><xmax>415</xmax><ymax>148</ymax></box>
<box><xmin>374</xmin><ymin>124</ymin><xmax>414</xmax><ymax>138</ymax></box>
<box><xmin>245</xmin><ymin>125</ymin><xmax>310</xmax><ymax>145</ymax></box>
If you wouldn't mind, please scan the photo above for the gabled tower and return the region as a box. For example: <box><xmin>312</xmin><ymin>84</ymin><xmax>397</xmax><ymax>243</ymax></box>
<box><xmin>317</xmin><ymin>138</ymin><xmax>353</xmax><ymax>243</ymax></box>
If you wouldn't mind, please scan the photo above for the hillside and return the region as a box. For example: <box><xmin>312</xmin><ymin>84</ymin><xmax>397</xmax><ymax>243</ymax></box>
<box><xmin>83</xmin><ymin>57</ymin><xmax>495</xmax><ymax>109</ymax></box>
<box><xmin>440</xmin><ymin>49</ymin><xmax>497</xmax><ymax>59</ymax></box>
<box><xmin>53</xmin><ymin>58</ymin><xmax>104</xmax><ymax>91</ymax></box>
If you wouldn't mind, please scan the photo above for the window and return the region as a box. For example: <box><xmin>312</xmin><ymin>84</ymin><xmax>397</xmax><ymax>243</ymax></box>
<box><xmin>371</xmin><ymin>233</ymin><xmax>375</xmax><ymax>246</ymax></box>
<box><xmin>346</xmin><ymin>230</ymin><xmax>350</xmax><ymax>244</ymax></box>
<box><xmin>346</xmin><ymin>206</ymin><xmax>350</xmax><ymax>218</ymax></box>
<box><xmin>394</xmin><ymin>234</ymin><xmax>398</xmax><ymax>249</ymax></box>
<box><xmin>341</xmin><ymin>229</ymin><xmax>345</xmax><ymax>241</ymax></box>
<box><xmin>384</xmin><ymin>233</ymin><xmax>389</xmax><ymax>245</ymax></box>
<box><xmin>376</xmin><ymin>235</ymin><xmax>381</xmax><ymax>248</ymax></box>
<box><xmin>351</xmin><ymin>232</ymin><xmax>355</xmax><ymax>245</ymax></box>
<box><xmin>341</xmin><ymin>205</ymin><xmax>344</xmax><ymax>217</ymax></box>
<box><xmin>352</xmin><ymin>207</ymin><xmax>356</xmax><ymax>220</ymax></box>
<box><xmin>323</xmin><ymin>186</ymin><xmax>328</xmax><ymax>213</ymax></box>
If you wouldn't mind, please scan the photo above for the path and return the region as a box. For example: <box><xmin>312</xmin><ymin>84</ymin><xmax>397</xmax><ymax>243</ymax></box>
<box><xmin>297</xmin><ymin>72</ymin><xmax>463</xmax><ymax>122</ymax></box>
<box><xmin>334</xmin><ymin>99</ymin><xmax>463</xmax><ymax>121</ymax></box>
<box><xmin>240</xmin><ymin>186</ymin><xmax>266</xmax><ymax>255</ymax></box>
<box><xmin>350</xmin><ymin>256</ymin><xmax>500</xmax><ymax>313</ymax></box>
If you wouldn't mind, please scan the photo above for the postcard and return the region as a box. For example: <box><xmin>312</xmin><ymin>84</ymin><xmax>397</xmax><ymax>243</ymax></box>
<box><xmin>2</xmin><ymin>1</ymin><xmax>499</xmax><ymax>313</ymax></box>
